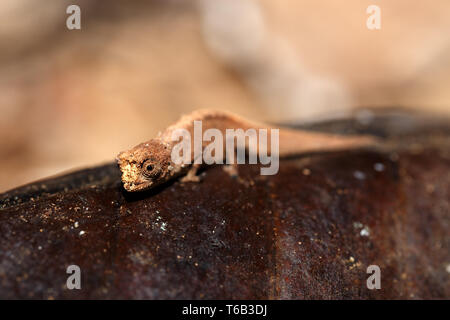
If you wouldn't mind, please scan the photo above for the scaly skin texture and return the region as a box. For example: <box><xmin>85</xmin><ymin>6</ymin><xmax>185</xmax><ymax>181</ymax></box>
<box><xmin>116</xmin><ymin>109</ymin><xmax>377</xmax><ymax>192</ymax></box>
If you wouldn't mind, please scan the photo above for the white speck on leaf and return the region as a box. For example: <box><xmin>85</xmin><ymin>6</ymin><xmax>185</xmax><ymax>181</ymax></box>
<box><xmin>353</xmin><ymin>171</ymin><xmax>366</xmax><ymax>180</ymax></box>
<box><xmin>353</xmin><ymin>222</ymin><xmax>363</xmax><ymax>229</ymax></box>
<box><xmin>374</xmin><ymin>163</ymin><xmax>385</xmax><ymax>172</ymax></box>
<box><xmin>360</xmin><ymin>226</ymin><xmax>370</xmax><ymax>237</ymax></box>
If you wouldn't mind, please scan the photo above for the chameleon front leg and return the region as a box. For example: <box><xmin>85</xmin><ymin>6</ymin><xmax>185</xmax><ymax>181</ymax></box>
<box><xmin>180</xmin><ymin>164</ymin><xmax>202</xmax><ymax>183</ymax></box>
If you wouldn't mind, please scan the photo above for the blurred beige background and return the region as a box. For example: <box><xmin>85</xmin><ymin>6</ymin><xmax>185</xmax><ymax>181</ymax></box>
<box><xmin>1</xmin><ymin>0</ymin><xmax>449</xmax><ymax>192</ymax></box>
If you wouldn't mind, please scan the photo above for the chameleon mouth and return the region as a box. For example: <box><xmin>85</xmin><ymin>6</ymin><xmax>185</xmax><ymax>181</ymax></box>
<box><xmin>123</xmin><ymin>180</ymin><xmax>152</xmax><ymax>192</ymax></box>
<box><xmin>117</xmin><ymin>158</ymin><xmax>153</xmax><ymax>192</ymax></box>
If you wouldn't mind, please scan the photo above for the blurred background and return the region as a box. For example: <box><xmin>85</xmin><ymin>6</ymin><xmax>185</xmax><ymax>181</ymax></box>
<box><xmin>1</xmin><ymin>0</ymin><xmax>450</xmax><ymax>192</ymax></box>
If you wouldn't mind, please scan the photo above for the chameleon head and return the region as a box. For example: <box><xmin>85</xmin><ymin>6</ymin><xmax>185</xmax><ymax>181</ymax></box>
<box><xmin>116</xmin><ymin>140</ymin><xmax>173</xmax><ymax>192</ymax></box>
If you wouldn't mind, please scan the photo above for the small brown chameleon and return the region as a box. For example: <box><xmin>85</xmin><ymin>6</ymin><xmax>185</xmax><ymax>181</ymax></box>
<box><xmin>116</xmin><ymin>109</ymin><xmax>377</xmax><ymax>192</ymax></box>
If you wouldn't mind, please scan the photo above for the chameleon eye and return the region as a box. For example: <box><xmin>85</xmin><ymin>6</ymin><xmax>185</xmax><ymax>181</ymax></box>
<box><xmin>142</xmin><ymin>159</ymin><xmax>161</xmax><ymax>179</ymax></box>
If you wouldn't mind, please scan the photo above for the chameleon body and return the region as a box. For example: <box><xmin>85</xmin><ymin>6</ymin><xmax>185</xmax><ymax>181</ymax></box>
<box><xmin>116</xmin><ymin>109</ymin><xmax>377</xmax><ymax>192</ymax></box>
